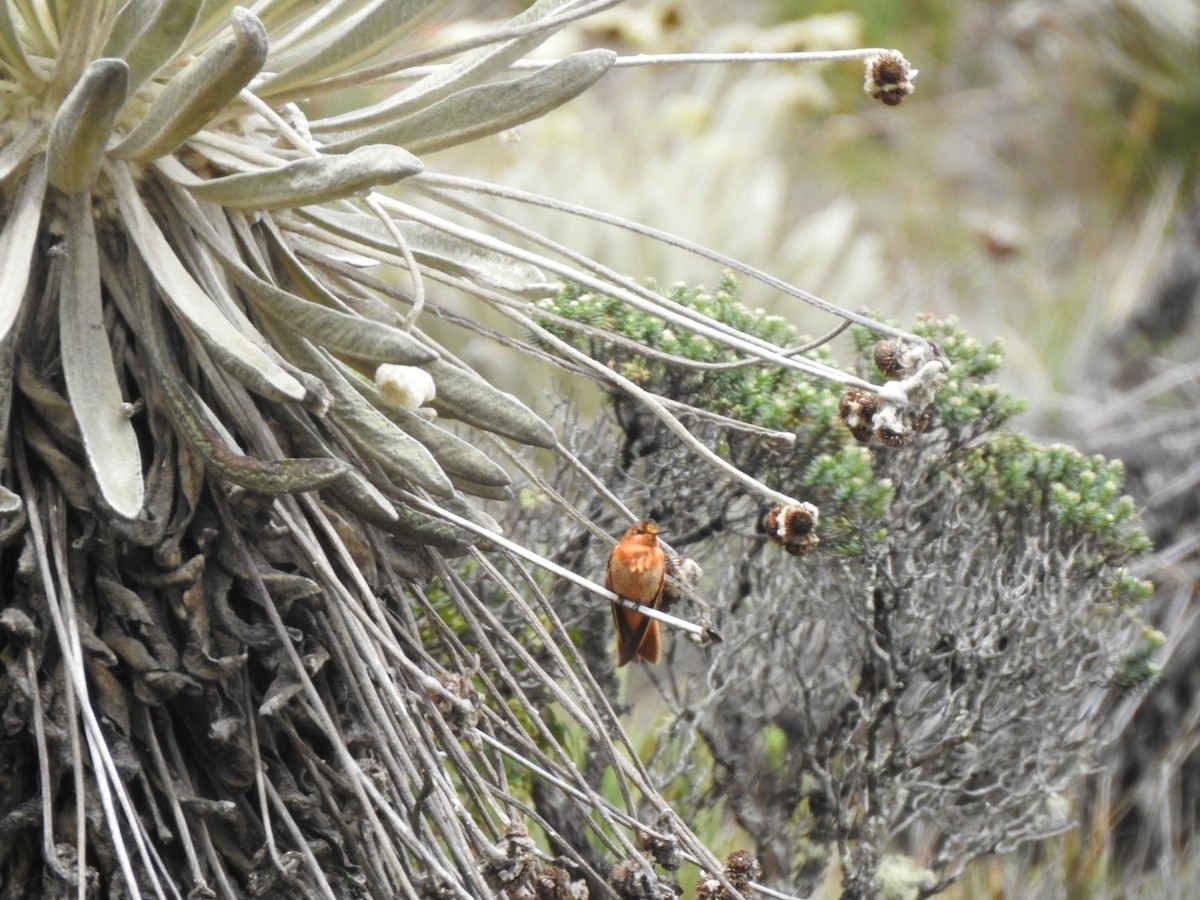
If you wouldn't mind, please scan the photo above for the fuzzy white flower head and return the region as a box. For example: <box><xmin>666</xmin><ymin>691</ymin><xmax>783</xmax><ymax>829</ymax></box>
<box><xmin>376</xmin><ymin>364</ymin><xmax>436</xmax><ymax>410</ymax></box>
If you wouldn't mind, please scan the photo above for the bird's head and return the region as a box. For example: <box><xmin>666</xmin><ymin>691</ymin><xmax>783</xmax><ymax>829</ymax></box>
<box><xmin>624</xmin><ymin>520</ymin><xmax>664</xmax><ymax>543</ymax></box>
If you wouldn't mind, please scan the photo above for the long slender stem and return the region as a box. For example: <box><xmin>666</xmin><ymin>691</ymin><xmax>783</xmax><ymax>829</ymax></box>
<box><xmin>441</xmin><ymin>48</ymin><xmax>891</xmax><ymax>77</ymax></box>
<box><xmin>411</xmin><ymin>172</ymin><xmax>935</xmax><ymax>349</ymax></box>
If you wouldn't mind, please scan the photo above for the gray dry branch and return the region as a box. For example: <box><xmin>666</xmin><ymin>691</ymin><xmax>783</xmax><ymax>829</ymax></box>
<box><xmin>697</xmin><ymin>454</ymin><xmax>1121</xmax><ymax>894</ymax></box>
<box><xmin>516</xmin><ymin>285</ymin><xmax>1156</xmax><ymax>897</ymax></box>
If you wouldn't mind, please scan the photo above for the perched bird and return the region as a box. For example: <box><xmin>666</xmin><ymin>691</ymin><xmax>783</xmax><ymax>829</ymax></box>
<box><xmin>606</xmin><ymin>520</ymin><xmax>667</xmax><ymax>666</ymax></box>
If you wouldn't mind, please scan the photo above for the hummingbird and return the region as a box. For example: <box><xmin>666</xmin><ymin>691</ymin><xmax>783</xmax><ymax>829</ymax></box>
<box><xmin>606</xmin><ymin>520</ymin><xmax>667</xmax><ymax>666</ymax></box>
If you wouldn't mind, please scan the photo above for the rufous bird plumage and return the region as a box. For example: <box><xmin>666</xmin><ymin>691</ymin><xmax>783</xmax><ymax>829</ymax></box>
<box><xmin>606</xmin><ymin>520</ymin><xmax>667</xmax><ymax>666</ymax></box>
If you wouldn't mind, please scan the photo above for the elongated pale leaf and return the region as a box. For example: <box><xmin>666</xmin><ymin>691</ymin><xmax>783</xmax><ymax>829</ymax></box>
<box><xmin>61</xmin><ymin>193</ymin><xmax>145</xmax><ymax>518</ymax></box>
<box><xmin>120</xmin><ymin>0</ymin><xmax>203</xmax><ymax>91</ymax></box>
<box><xmin>152</xmin><ymin>163</ymin><xmax>436</xmax><ymax>366</ymax></box>
<box><xmin>259</xmin><ymin>218</ymin><xmax>357</xmax><ymax>315</ymax></box>
<box><xmin>323</xmin><ymin>49</ymin><xmax>616</xmax><ymax>155</ymax></box>
<box><xmin>47</xmin><ymin>59</ymin><xmax>128</xmax><ymax>193</ymax></box>
<box><xmin>323</xmin><ymin>469</ymin><xmax>400</xmax><ymax>526</ymax></box>
<box><xmin>109</xmin><ymin>161</ymin><xmax>307</xmax><ymax>401</ymax></box>
<box><xmin>105</xmin><ymin>235</ymin><xmax>347</xmax><ymax>496</ymax></box>
<box><xmin>261</xmin><ymin>0</ymin><xmax>373</xmax><ymax>52</ymax></box>
<box><xmin>0</xmin><ymin>157</ymin><xmax>46</xmax><ymax>343</ymax></box>
<box><xmin>447</xmin><ymin>475</ymin><xmax>511</xmax><ymax>502</ymax></box>
<box><xmin>258</xmin><ymin>0</ymin><xmax>450</xmax><ymax>99</ymax></box>
<box><xmin>261</xmin><ymin>0</ymin><xmax>384</xmax><ymax>53</ymax></box>
<box><xmin>314</xmin><ymin>0</ymin><xmax>584</xmax><ymax>134</ymax></box>
<box><xmin>171</xmin><ymin>144</ymin><xmax>422</xmax><ymax>210</ymax></box>
<box><xmin>104</xmin><ymin>0</ymin><xmax>159</xmax><ymax>57</ymax></box>
<box><xmin>438</xmin><ymin>489</ymin><xmax>502</xmax><ymax>534</ymax></box>
<box><xmin>245</xmin><ymin>274</ymin><xmax>436</xmax><ymax>365</ymax></box>
<box><xmin>284</xmin><ymin>231</ymin><xmax>381</xmax><ymax>269</ymax></box>
<box><xmin>423</xmin><ymin>355</ymin><xmax>557</xmax><ymax>449</ymax></box>
<box><xmin>385</xmin><ymin>499</ymin><xmax>475</xmax><ymax>552</ymax></box>
<box><xmin>0</xmin><ymin>2</ymin><xmax>34</xmax><ymax>83</ymax></box>
<box><xmin>53</xmin><ymin>2</ymin><xmax>110</xmax><ymax>90</ymax></box>
<box><xmin>232</xmin><ymin>266</ymin><xmax>434</xmax><ymax>365</ymax></box>
<box><xmin>302</xmin><ymin>207</ymin><xmax>554</xmax><ymax>297</ymax></box>
<box><xmin>114</xmin><ymin>8</ymin><xmax>268</xmax><ymax>162</ymax></box>
<box><xmin>194</xmin><ymin>0</ymin><xmax>245</xmax><ymax>34</ymax></box>
<box><xmin>0</xmin><ymin>123</ymin><xmax>46</xmax><ymax>186</ymax></box>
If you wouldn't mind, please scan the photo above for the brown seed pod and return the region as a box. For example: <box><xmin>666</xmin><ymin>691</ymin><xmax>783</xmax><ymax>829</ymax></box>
<box><xmin>765</xmin><ymin>502</ymin><xmax>820</xmax><ymax>556</ymax></box>
<box><xmin>873</xmin><ymin>340</ymin><xmax>903</xmax><ymax>379</ymax></box>
<box><xmin>723</xmin><ymin>849</ymin><xmax>762</xmax><ymax>891</ymax></box>
<box><xmin>864</xmin><ymin>50</ymin><xmax>918</xmax><ymax>105</ymax></box>
<box><xmin>694</xmin><ymin>872</ymin><xmax>723</xmax><ymax>900</ymax></box>
<box><xmin>839</xmin><ymin>389</ymin><xmax>880</xmax><ymax>443</ymax></box>
<box><xmin>696</xmin><ymin>873</ymin><xmax>720</xmax><ymax>900</ymax></box>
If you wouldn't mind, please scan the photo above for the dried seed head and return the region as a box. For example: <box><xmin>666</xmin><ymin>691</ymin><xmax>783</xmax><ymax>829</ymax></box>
<box><xmin>855</xmin><ymin>344</ymin><xmax>946</xmax><ymax>447</ymax></box>
<box><xmin>901</xmin><ymin>359</ymin><xmax>946</xmax><ymax>412</ymax></box>
<box><xmin>695</xmin><ymin>850</ymin><xmax>761</xmax><ymax>899</ymax></box>
<box><xmin>839</xmin><ymin>389</ymin><xmax>880</xmax><ymax>443</ymax></box>
<box><xmin>723</xmin><ymin>849</ymin><xmax>762</xmax><ymax>890</ymax></box>
<box><xmin>694</xmin><ymin>871</ymin><xmax>723</xmax><ymax>900</ymax></box>
<box><xmin>764</xmin><ymin>502</ymin><xmax>820</xmax><ymax>556</ymax></box>
<box><xmin>638</xmin><ymin>815</ymin><xmax>682</xmax><ymax>871</ymax></box>
<box><xmin>483</xmin><ymin>820</ymin><xmax>540</xmax><ymax>893</ymax></box>
<box><xmin>864</xmin><ymin>50</ymin><xmax>918</xmax><ymax>106</ymax></box>
<box><xmin>875</xmin><ymin>336</ymin><xmax>935</xmax><ymax>380</ymax></box>
<box><xmin>536</xmin><ymin>858</ymin><xmax>589</xmax><ymax>899</ymax></box>
<box><xmin>873</xmin><ymin>340</ymin><xmax>903</xmax><ymax>379</ymax></box>
<box><xmin>662</xmin><ymin>555</ymin><xmax>702</xmax><ymax>610</ymax></box>
<box><xmin>871</xmin><ymin>400</ymin><xmax>917</xmax><ymax>446</ymax></box>
<box><xmin>639</xmin><ymin>834</ymin><xmax>681</xmax><ymax>872</ymax></box>
<box><xmin>609</xmin><ymin>858</ymin><xmax>672</xmax><ymax>899</ymax></box>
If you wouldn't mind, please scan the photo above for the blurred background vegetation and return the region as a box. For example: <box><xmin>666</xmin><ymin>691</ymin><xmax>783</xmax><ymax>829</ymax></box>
<box><xmin>440</xmin><ymin>0</ymin><xmax>1200</xmax><ymax>896</ymax></box>
<box><xmin>445</xmin><ymin>0</ymin><xmax>1200</xmax><ymax>403</ymax></box>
